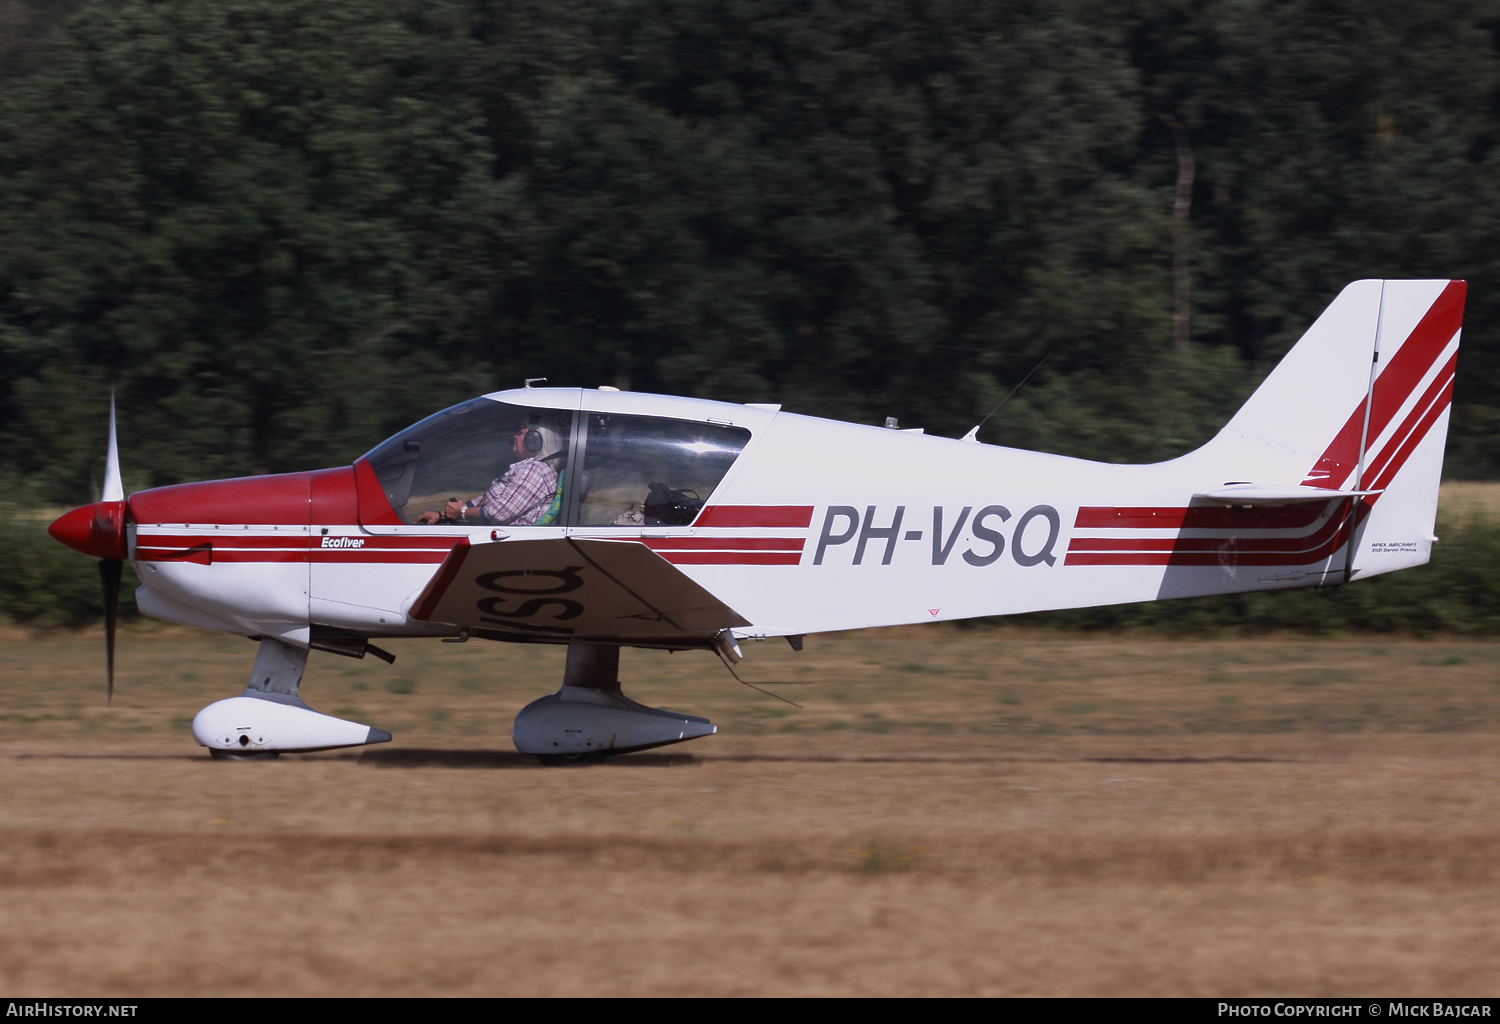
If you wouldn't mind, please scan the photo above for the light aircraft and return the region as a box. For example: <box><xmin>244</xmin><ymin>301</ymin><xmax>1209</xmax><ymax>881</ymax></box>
<box><xmin>48</xmin><ymin>279</ymin><xmax>1465</xmax><ymax>762</ymax></box>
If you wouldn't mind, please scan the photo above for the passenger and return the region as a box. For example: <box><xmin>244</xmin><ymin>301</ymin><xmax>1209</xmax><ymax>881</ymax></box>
<box><xmin>416</xmin><ymin>415</ymin><xmax>563</xmax><ymax>526</ymax></box>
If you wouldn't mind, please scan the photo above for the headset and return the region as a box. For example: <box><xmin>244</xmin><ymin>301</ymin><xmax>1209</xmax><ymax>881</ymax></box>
<box><xmin>523</xmin><ymin>414</ymin><xmax>544</xmax><ymax>453</ymax></box>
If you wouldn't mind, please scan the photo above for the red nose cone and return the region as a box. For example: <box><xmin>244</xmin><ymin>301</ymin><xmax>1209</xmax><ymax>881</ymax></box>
<box><xmin>49</xmin><ymin>500</ymin><xmax>128</xmax><ymax>560</ymax></box>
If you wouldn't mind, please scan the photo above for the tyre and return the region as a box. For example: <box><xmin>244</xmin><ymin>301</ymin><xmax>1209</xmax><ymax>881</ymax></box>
<box><xmin>537</xmin><ymin>751</ymin><xmax>606</xmax><ymax>766</ymax></box>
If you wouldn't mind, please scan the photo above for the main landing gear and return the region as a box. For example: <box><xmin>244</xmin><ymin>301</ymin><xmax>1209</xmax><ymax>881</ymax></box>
<box><xmin>190</xmin><ymin>637</ymin><xmax>713</xmax><ymax>764</ymax></box>
<box><xmin>513</xmin><ymin>641</ymin><xmax>716</xmax><ymax>764</ymax></box>
<box><xmin>191</xmin><ymin>638</ymin><xmax>393</xmax><ymax>759</ymax></box>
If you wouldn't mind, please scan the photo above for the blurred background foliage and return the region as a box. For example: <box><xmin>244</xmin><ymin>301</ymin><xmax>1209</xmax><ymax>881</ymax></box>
<box><xmin>2</xmin><ymin>0</ymin><xmax>1498</xmax><ymax>629</ymax></box>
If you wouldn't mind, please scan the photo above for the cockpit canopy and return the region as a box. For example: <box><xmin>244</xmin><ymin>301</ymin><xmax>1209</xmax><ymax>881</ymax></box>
<box><xmin>364</xmin><ymin>398</ymin><xmax>751</xmax><ymax>527</ymax></box>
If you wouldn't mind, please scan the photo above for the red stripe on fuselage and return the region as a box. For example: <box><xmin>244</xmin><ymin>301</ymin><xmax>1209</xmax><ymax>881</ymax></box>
<box><xmin>138</xmin><ymin>532</ymin><xmax>456</xmax><ymax>547</ymax></box>
<box><xmin>1069</xmin><ymin>503</ymin><xmax>1353</xmax><ymax>557</ymax></box>
<box><xmin>138</xmin><ymin>548</ymin><xmax>451</xmax><ymax>564</ymax></box>
<box><xmin>1065</xmin><ymin>512</ymin><xmax>1364</xmax><ymax>567</ymax></box>
<box><xmin>138</xmin><ymin>534</ymin><xmax>305</xmax><ymax>548</ymax></box>
<box><xmin>1065</xmin><ymin>552</ymin><xmax>1178</xmax><ymax>566</ymax></box>
<box><xmin>694</xmin><ymin>506</ymin><xmax>814</xmax><ymax>529</ymax></box>
<box><xmin>136</xmin><ymin>529</ymin><xmax>458</xmax><ymax>565</ymax></box>
<box><xmin>659</xmin><ymin>551</ymin><xmax>803</xmax><ymax>565</ymax></box>
<box><xmin>306</xmin><ymin>551</ymin><xmax>451</xmax><ymax>564</ymax></box>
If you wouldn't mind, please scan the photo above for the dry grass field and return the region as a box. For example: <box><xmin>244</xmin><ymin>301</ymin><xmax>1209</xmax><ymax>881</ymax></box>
<box><xmin>2</xmin><ymin>624</ymin><xmax>1499</xmax><ymax>996</ymax></box>
<box><xmin>1438</xmin><ymin>480</ymin><xmax>1500</xmax><ymax>520</ymax></box>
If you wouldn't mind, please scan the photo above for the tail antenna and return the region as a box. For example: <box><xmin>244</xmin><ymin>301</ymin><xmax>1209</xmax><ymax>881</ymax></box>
<box><xmin>961</xmin><ymin>351</ymin><xmax>1052</xmax><ymax>443</ymax></box>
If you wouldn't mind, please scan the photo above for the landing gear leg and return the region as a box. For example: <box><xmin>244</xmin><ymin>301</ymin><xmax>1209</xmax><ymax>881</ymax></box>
<box><xmin>513</xmin><ymin>641</ymin><xmax>716</xmax><ymax>763</ymax></box>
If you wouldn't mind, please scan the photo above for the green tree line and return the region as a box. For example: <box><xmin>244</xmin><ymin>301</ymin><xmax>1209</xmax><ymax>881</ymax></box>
<box><xmin>2</xmin><ymin>0</ymin><xmax>1498</xmax><ymax>504</ymax></box>
<box><xmin>1</xmin><ymin>0</ymin><xmax>1498</xmax><ymax>633</ymax></box>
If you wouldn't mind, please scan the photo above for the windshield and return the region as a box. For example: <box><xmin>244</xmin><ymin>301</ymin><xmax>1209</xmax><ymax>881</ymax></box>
<box><xmin>364</xmin><ymin>400</ymin><xmax>573</xmax><ymax>525</ymax></box>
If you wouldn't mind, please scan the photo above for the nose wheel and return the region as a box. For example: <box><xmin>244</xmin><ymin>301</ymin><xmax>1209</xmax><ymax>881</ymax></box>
<box><xmin>209</xmin><ymin>749</ymin><xmax>281</xmax><ymax>761</ymax></box>
<box><xmin>194</xmin><ymin>638</ymin><xmax>393</xmax><ymax>759</ymax></box>
<box><xmin>537</xmin><ymin>751</ymin><xmax>609</xmax><ymax>767</ymax></box>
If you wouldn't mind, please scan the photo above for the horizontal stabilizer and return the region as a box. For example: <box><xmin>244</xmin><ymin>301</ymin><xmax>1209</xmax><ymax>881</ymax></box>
<box><xmin>1194</xmin><ymin>484</ymin><xmax>1383</xmax><ymax>505</ymax></box>
<box><xmin>408</xmin><ymin>537</ymin><xmax>750</xmax><ymax>642</ymax></box>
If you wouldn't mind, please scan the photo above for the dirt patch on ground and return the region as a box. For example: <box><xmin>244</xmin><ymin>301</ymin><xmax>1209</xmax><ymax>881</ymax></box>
<box><xmin>2</xmin><ymin>631</ymin><xmax>1499</xmax><ymax>995</ymax></box>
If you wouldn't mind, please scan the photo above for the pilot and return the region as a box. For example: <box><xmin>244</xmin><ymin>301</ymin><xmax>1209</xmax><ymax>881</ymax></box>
<box><xmin>416</xmin><ymin>415</ymin><xmax>564</xmax><ymax>526</ymax></box>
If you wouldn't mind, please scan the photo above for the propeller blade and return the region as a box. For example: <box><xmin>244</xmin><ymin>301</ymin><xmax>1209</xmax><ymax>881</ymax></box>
<box><xmin>102</xmin><ymin>392</ymin><xmax>123</xmax><ymax>503</ymax></box>
<box><xmin>100</xmin><ymin>394</ymin><xmax>125</xmax><ymax>704</ymax></box>
<box><xmin>99</xmin><ymin>558</ymin><xmax>122</xmax><ymax>705</ymax></box>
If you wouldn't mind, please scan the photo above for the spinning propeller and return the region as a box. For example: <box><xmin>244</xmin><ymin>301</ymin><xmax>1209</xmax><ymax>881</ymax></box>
<box><xmin>48</xmin><ymin>396</ymin><xmax>129</xmax><ymax>704</ymax></box>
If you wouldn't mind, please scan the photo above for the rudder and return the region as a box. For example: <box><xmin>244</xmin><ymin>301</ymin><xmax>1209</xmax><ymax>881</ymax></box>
<box><xmin>1205</xmin><ymin>279</ymin><xmax>1465</xmax><ymax>578</ymax></box>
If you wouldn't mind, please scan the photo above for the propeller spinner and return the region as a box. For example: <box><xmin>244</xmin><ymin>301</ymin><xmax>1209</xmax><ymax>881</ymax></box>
<box><xmin>48</xmin><ymin>396</ymin><xmax>128</xmax><ymax>704</ymax></box>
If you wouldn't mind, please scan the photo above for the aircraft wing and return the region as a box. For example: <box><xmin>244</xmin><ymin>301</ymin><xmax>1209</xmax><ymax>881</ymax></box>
<box><xmin>407</xmin><ymin>537</ymin><xmax>750</xmax><ymax>643</ymax></box>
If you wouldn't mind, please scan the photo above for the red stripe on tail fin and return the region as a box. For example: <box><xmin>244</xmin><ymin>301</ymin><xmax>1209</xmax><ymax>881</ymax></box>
<box><xmin>1303</xmin><ymin>280</ymin><xmax>1465</xmax><ymax>488</ymax></box>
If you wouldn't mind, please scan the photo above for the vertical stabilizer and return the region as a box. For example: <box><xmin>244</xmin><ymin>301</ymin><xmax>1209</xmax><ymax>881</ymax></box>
<box><xmin>1201</xmin><ymin>279</ymin><xmax>1464</xmax><ymax>579</ymax></box>
<box><xmin>1215</xmin><ymin>279</ymin><xmax>1386</xmax><ymax>475</ymax></box>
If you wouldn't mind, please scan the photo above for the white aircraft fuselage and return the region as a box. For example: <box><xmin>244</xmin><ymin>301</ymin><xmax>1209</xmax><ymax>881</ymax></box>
<box><xmin>48</xmin><ymin>279</ymin><xmax>1465</xmax><ymax>759</ymax></box>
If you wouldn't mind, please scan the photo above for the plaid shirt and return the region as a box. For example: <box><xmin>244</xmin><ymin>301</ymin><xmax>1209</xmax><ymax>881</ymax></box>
<box><xmin>470</xmin><ymin>458</ymin><xmax>559</xmax><ymax>526</ymax></box>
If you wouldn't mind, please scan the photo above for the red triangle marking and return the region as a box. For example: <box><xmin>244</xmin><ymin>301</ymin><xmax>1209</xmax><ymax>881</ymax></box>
<box><xmin>928</xmin><ymin>609</ymin><xmax>940</xmax><ymax>616</ymax></box>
